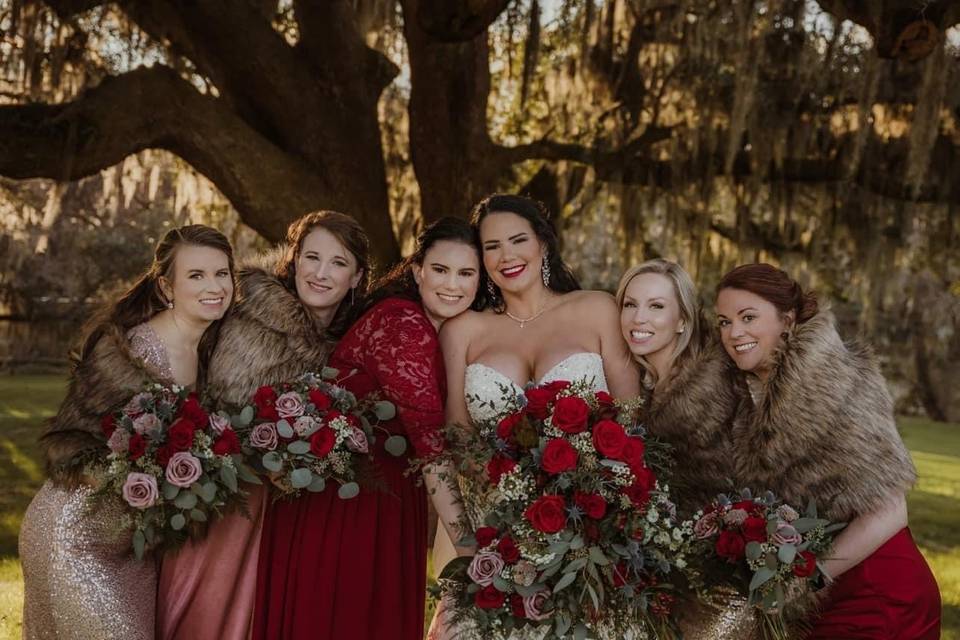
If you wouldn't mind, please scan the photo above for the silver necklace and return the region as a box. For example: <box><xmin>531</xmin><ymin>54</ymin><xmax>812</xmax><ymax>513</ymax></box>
<box><xmin>504</xmin><ymin>305</ymin><xmax>548</xmax><ymax>329</ymax></box>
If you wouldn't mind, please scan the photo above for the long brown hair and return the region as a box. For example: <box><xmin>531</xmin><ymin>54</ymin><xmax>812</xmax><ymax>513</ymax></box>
<box><xmin>80</xmin><ymin>225</ymin><xmax>235</xmax><ymax>377</ymax></box>
<box><xmin>716</xmin><ymin>263</ymin><xmax>819</xmax><ymax>324</ymax></box>
<box><xmin>275</xmin><ymin>210</ymin><xmax>371</xmax><ymax>338</ymax></box>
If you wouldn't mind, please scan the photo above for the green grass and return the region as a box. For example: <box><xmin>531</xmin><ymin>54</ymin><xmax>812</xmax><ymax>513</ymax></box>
<box><xmin>0</xmin><ymin>377</ymin><xmax>958</xmax><ymax>639</ymax></box>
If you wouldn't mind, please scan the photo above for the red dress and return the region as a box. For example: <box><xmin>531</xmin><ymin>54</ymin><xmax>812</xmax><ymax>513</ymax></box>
<box><xmin>252</xmin><ymin>298</ymin><xmax>445</xmax><ymax>640</ymax></box>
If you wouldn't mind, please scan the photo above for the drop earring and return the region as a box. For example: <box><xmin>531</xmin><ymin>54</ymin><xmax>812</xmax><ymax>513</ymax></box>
<box><xmin>541</xmin><ymin>253</ymin><xmax>551</xmax><ymax>287</ymax></box>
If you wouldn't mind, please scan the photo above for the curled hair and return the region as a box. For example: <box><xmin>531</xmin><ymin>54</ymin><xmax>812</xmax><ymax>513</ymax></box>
<box><xmin>616</xmin><ymin>259</ymin><xmax>703</xmax><ymax>388</ymax></box>
<box><xmin>275</xmin><ymin>210</ymin><xmax>371</xmax><ymax>338</ymax></box>
<box><xmin>470</xmin><ymin>194</ymin><xmax>579</xmax><ymax>309</ymax></box>
<box><xmin>716</xmin><ymin>263</ymin><xmax>819</xmax><ymax>323</ymax></box>
<box><xmin>80</xmin><ymin>224</ymin><xmax>235</xmax><ymax>383</ymax></box>
<box><xmin>363</xmin><ymin>217</ymin><xmax>488</xmax><ymax>313</ymax></box>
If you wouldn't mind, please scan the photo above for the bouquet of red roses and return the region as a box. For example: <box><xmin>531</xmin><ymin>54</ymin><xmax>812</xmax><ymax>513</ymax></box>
<box><xmin>95</xmin><ymin>383</ymin><xmax>255</xmax><ymax>558</ymax></box>
<box><xmin>689</xmin><ymin>490</ymin><xmax>846</xmax><ymax>639</ymax></box>
<box><xmin>436</xmin><ymin>380</ymin><xmax>690</xmax><ymax>639</ymax></box>
<box><xmin>235</xmin><ymin>370</ymin><xmax>399</xmax><ymax>498</ymax></box>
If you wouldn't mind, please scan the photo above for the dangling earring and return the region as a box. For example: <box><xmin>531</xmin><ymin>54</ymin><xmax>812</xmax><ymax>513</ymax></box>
<box><xmin>541</xmin><ymin>253</ymin><xmax>551</xmax><ymax>287</ymax></box>
<box><xmin>487</xmin><ymin>279</ymin><xmax>497</xmax><ymax>298</ymax></box>
<box><xmin>350</xmin><ymin>287</ymin><xmax>356</xmax><ymax>306</ymax></box>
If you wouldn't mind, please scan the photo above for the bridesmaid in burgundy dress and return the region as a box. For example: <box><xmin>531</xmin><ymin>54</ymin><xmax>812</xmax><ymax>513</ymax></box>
<box><xmin>715</xmin><ymin>263</ymin><xmax>941</xmax><ymax>639</ymax></box>
<box><xmin>253</xmin><ymin>217</ymin><xmax>485</xmax><ymax>640</ymax></box>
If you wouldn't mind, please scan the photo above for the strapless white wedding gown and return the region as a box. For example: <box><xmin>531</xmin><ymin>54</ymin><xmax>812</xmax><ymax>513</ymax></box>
<box><xmin>430</xmin><ymin>353</ymin><xmax>646</xmax><ymax>640</ymax></box>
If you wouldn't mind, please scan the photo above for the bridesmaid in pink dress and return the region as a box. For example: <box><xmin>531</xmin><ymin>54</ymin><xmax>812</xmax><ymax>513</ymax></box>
<box><xmin>156</xmin><ymin>211</ymin><xmax>370</xmax><ymax>639</ymax></box>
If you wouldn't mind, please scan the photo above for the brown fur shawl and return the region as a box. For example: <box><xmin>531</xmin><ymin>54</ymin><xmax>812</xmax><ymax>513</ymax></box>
<box><xmin>728</xmin><ymin>309</ymin><xmax>916</xmax><ymax>522</ymax></box>
<box><xmin>204</xmin><ymin>254</ymin><xmax>334</xmax><ymax>408</ymax></box>
<box><xmin>643</xmin><ymin>338</ymin><xmax>740</xmax><ymax>517</ymax></box>
<box><xmin>40</xmin><ymin>328</ymin><xmax>162</xmax><ymax>485</ymax></box>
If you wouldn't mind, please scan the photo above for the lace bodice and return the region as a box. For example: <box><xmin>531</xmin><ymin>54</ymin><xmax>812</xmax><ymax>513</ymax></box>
<box><xmin>126</xmin><ymin>323</ymin><xmax>174</xmax><ymax>381</ymax></box>
<box><xmin>464</xmin><ymin>352</ymin><xmax>608</xmax><ymax>424</ymax></box>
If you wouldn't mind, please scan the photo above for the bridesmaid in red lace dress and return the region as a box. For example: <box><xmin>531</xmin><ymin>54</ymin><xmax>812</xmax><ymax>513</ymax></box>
<box><xmin>253</xmin><ymin>218</ymin><xmax>485</xmax><ymax>640</ymax></box>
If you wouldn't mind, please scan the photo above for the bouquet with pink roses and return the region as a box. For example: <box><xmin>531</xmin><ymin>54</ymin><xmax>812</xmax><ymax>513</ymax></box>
<box><xmin>689</xmin><ymin>490</ymin><xmax>846</xmax><ymax>639</ymax></box>
<box><xmin>435</xmin><ymin>380</ymin><xmax>689</xmax><ymax>639</ymax></box>
<box><xmin>236</xmin><ymin>370</ymin><xmax>399</xmax><ymax>498</ymax></box>
<box><xmin>95</xmin><ymin>382</ymin><xmax>255</xmax><ymax>558</ymax></box>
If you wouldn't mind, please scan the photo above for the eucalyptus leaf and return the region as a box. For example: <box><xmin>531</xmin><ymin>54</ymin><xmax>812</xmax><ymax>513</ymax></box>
<box><xmin>493</xmin><ymin>575</ymin><xmax>512</xmax><ymax>592</ymax></box>
<box><xmin>563</xmin><ymin>557</ymin><xmax>588</xmax><ymax>574</ymax></box>
<box><xmin>514</xmin><ymin>583</ymin><xmax>546</xmax><ymax>597</ymax></box>
<box><xmin>321</xmin><ymin>366</ymin><xmax>340</xmax><ymax>379</ymax></box>
<box><xmin>236</xmin><ymin>462</ymin><xmax>262</xmax><ymax>484</ymax></box>
<box><xmin>554</xmin><ymin>614</ymin><xmax>571</xmax><ymax>637</ymax></box>
<box><xmin>238</xmin><ymin>405</ymin><xmax>255</xmax><ymax>427</ymax></box>
<box><xmin>384</xmin><ymin>435</ymin><xmax>407</xmax><ymax>457</ymax></box>
<box><xmin>219</xmin><ymin>464</ymin><xmax>238</xmax><ymax>493</ymax></box>
<box><xmin>132</xmin><ymin>529</ymin><xmax>146</xmax><ymax>560</ymax></box>
<box><xmin>262</xmin><ymin>451</ymin><xmax>283</xmax><ymax>473</ymax></box>
<box><xmin>190</xmin><ymin>508</ymin><xmax>208</xmax><ymax>522</ymax></box>
<box><xmin>287</xmin><ymin>440</ymin><xmax>311</xmax><ymax>455</ymax></box>
<box><xmin>548</xmin><ymin>541</ymin><xmax>570</xmax><ymax>556</ymax></box>
<box><xmin>338</xmin><ymin>481</ymin><xmax>360</xmax><ymax>499</ymax></box>
<box><xmin>170</xmin><ymin>513</ymin><xmax>187</xmax><ymax>531</ymax></box>
<box><xmin>745</xmin><ymin>540</ymin><xmax>763</xmax><ymax>561</ymax></box>
<box><xmin>162</xmin><ymin>481</ymin><xmax>180</xmax><ymax>501</ymax></box>
<box><xmin>777</xmin><ymin>543</ymin><xmax>797</xmax><ymax>564</ymax></box>
<box><xmin>573</xmin><ymin>623</ymin><xmax>588</xmax><ymax>640</ymax></box>
<box><xmin>199</xmin><ymin>482</ymin><xmax>218</xmax><ymax>504</ymax></box>
<box><xmin>588</xmin><ymin>545</ymin><xmax>610</xmax><ymax>566</ymax></box>
<box><xmin>307</xmin><ymin>476</ymin><xmax>327</xmax><ymax>493</ymax></box>
<box><xmin>174</xmin><ymin>491</ymin><xmax>198</xmax><ymax>510</ymax></box>
<box><xmin>553</xmin><ymin>571</ymin><xmax>578</xmax><ymax>593</ymax></box>
<box><xmin>276</xmin><ymin>420</ymin><xmax>295</xmax><ymax>439</ymax></box>
<box><xmin>749</xmin><ymin>567</ymin><xmax>776</xmax><ymax>591</ymax></box>
<box><xmin>568</xmin><ymin>535</ymin><xmax>584</xmax><ymax>551</ymax></box>
<box><xmin>290</xmin><ymin>468</ymin><xmax>313</xmax><ymax>489</ymax></box>
<box><xmin>374</xmin><ymin>401</ymin><xmax>397</xmax><ymax>421</ymax></box>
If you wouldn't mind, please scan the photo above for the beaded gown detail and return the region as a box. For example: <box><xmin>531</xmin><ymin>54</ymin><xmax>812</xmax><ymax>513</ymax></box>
<box><xmin>19</xmin><ymin>324</ymin><xmax>166</xmax><ymax>640</ymax></box>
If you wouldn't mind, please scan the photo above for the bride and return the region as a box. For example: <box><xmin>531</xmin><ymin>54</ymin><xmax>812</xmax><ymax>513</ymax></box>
<box><xmin>428</xmin><ymin>194</ymin><xmax>640</xmax><ymax>638</ymax></box>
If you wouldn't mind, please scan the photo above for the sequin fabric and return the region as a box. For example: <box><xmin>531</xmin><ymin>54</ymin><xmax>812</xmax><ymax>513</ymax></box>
<box><xmin>19</xmin><ymin>322</ymin><xmax>166</xmax><ymax>639</ymax></box>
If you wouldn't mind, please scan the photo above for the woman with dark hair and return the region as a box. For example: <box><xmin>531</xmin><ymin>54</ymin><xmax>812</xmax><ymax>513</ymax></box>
<box><xmin>428</xmin><ymin>194</ymin><xmax>639</xmax><ymax>638</ymax></box>
<box><xmin>156</xmin><ymin>210</ymin><xmax>368</xmax><ymax>640</ymax></box>
<box><xmin>254</xmin><ymin>217</ymin><xmax>483</xmax><ymax>640</ymax></box>
<box><xmin>715</xmin><ymin>263</ymin><xmax>941</xmax><ymax>639</ymax></box>
<box><xmin>20</xmin><ymin>225</ymin><xmax>234</xmax><ymax>640</ymax></box>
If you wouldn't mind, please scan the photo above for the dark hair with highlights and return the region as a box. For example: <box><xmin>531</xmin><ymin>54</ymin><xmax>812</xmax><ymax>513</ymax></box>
<box><xmin>716</xmin><ymin>263</ymin><xmax>819</xmax><ymax>323</ymax></box>
<box><xmin>363</xmin><ymin>217</ymin><xmax>487</xmax><ymax>313</ymax></box>
<box><xmin>275</xmin><ymin>210</ymin><xmax>371</xmax><ymax>338</ymax></box>
<box><xmin>470</xmin><ymin>194</ymin><xmax>579</xmax><ymax>309</ymax></box>
<box><xmin>80</xmin><ymin>224</ymin><xmax>235</xmax><ymax>380</ymax></box>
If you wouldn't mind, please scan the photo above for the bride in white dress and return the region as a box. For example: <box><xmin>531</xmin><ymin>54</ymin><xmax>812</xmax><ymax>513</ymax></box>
<box><xmin>427</xmin><ymin>194</ymin><xmax>640</xmax><ymax>639</ymax></box>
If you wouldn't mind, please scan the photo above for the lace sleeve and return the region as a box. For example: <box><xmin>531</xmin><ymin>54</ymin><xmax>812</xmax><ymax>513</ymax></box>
<box><xmin>126</xmin><ymin>323</ymin><xmax>174</xmax><ymax>381</ymax></box>
<box><xmin>360</xmin><ymin>301</ymin><xmax>445</xmax><ymax>459</ymax></box>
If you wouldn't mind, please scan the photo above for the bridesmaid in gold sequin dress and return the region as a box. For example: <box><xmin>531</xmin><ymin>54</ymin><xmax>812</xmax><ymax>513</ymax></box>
<box><xmin>19</xmin><ymin>225</ymin><xmax>234</xmax><ymax>640</ymax></box>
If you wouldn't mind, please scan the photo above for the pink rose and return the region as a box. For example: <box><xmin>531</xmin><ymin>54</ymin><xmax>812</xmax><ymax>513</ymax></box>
<box><xmin>772</xmin><ymin>522</ymin><xmax>802</xmax><ymax>546</ymax></box>
<box><xmin>123</xmin><ymin>392</ymin><xmax>152</xmax><ymax>417</ymax></box>
<box><xmin>466</xmin><ymin>549</ymin><xmax>505</xmax><ymax>586</ymax></box>
<box><xmin>275</xmin><ymin>391</ymin><xmax>305</xmax><ymax>418</ymax></box>
<box><xmin>122</xmin><ymin>472</ymin><xmax>158</xmax><ymax>509</ymax></box>
<box><xmin>107</xmin><ymin>429</ymin><xmax>130</xmax><ymax>454</ymax></box>
<box><xmin>345</xmin><ymin>426</ymin><xmax>369</xmax><ymax>453</ymax></box>
<box><xmin>249</xmin><ymin>422</ymin><xmax>279</xmax><ymax>450</ymax></box>
<box><xmin>293</xmin><ymin>416</ymin><xmax>317</xmax><ymax>437</ymax></box>
<box><xmin>693</xmin><ymin>511</ymin><xmax>720</xmax><ymax>539</ymax></box>
<box><xmin>132</xmin><ymin>413</ymin><xmax>161</xmax><ymax>435</ymax></box>
<box><xmin>208</xmin><ymin>413</ymin><xmax>230</xmax><ymax>436</ymax></box>
<box><xmin>165</xmin><ymin>451</ymin><xmax>203</xmax><ymax>488</ymax></box>
<box><xmin>523</xmin><ymin>589</ymin><xmax>552</xmax><ymax>621</ymax></box>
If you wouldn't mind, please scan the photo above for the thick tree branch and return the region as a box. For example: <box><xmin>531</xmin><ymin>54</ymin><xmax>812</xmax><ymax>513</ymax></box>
<box><xmin>0</xmin><ymin>66</ymin><xmax>333</xmax><ymax>240</ymax></box>
<box><xmin>412</xmin><ymin>0</ymin><xmax>511</xmax><ymax>42</ymax></box>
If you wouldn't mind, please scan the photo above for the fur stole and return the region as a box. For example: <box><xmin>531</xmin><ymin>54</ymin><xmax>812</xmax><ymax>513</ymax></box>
<box><xmin>41</xmin><ymin>327</ymin><xmax>162</xmax><ymax>485</ymax></box>
<box><xmin>728</xmin><ymin>309</ymin><xmax>916</xmax><ymax>522</ymax></box>
<box><xmin>205</xmin><ymin>251</ymin><xmax>335</xmax><ymax>408</ymax></box>
<box><xmin>643</xmin><ymin>338</ymin><xmax>740</xmax><ymax>517</ymax></box>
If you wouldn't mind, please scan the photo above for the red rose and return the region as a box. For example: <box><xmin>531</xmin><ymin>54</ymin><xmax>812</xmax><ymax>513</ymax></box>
<box><xmin>309</xmin><ymin>427</ymin><xmax>336</xmax><ymax>457</ymax></box>
<box><xmin>475</xmin><ymin>584</ymin><xmax>506</xmax><ymax>609</ymax></box>
<box><xmin>793</xmin><ymin>551</ymin><xmax>818</xmax><ymax>578</ymax></box>
<box><xmin>743</xmin><ymin>516</ymin><xmax>768</xmax><ymax>543</ymax></box>
<box><xmin>486</xmin><ymin>454</ymin><xmax>517</xmax><ymax>485</ymax></box>
<box><xmin>524</xmin><ymin>388</ymin><xmax>554</xmax><ymax>419</ymax></box>
<box><xmin>475</xmin><ymin>526</ymin><xmax>499</xmax><ymax>548</ymax></box>
<box><xmin>212</xmin><ymin>427</ymin><xmax>241</xmax><ymax>455</ymax></box>
<box><xmin>624</xmin><ymin>466</ymin><xmax>657</xmax><ymax>508</ymax></box>
<box><xmin>496</xmin><ymin>411</ymin><xmax>524</xmax><ymax>442</ymax></box>
<box><xmin>128</xmin><ymin>433</ymin><xmax>146</xmax><ymax>460</ymax></box>
<box><xmin>621</xmin><ymin>437</ymin><xmax>646</xmax><ymax>469</ymax></box>
<box><xmin>253</xmin><ymin>385</ymin><xmax>277</xmax><ymax>407</ymax></box>
<box><xmin>308</xmin><ymin>389</ymin><xmax>333</xmax><ymax>412</ymax></box>
<box><xmin>497</xmin><ymin>536</ymin><xmax>520</xmax><ymax>564</ymax></box>
<box><xmin>524</xmin><ymin>495</ymin><xmax>567</xmax><ymax>533</ymax></box>
<box><xmin>716</xmin><ymin>530</ymin><xmax>747</xmax><ymax>562</ymax></box>
<box><xmin>550</xmin><ymin>396</ymin><xmax>590</xmax><ymax>434</ymax></box>
<box><xmin>594</xmin><ymin>390</ymin><xmax>615</xmax><ymax>407</ymax></box>
<box><xmin>257</xmin><ymin>404</ymin><xmax>280</xmax><ymax>421</ymax></box>
<box><xmin>541</xmin><ymin>438</ymin><xmax>578</xmax><ymax>474</ymax></box>
<box><xmin>592</xmin><ymin>420</ymin><xmax>628</xmax><ymax>459</ymax></box>
<box><xmin>167</xmin><ymin>418</ymin><xmax>196</xmax><ymax>451</ymax></box>
<box><xmin>574</xmin><ymin>491</ymin><xmax>607</xmax><ymax>519</ymax></box>
<box><xmin>101</xmin><ymin>413</ymin><xmax>117</xmax><ymax>438</ymax></box>
<box><xmin>178</xmin><ymin>395</ymin><xmax>208</xmax><ymax>427</ymax></box>
<box><xmin>510</xmin><ymin>593</ymin><xmax>527</xmax><ymax>618</ymax></box>
<box><xmin>155</xmin><ymin>443</ymin><xmax>175</xmax><ymax>468</ymax></box>
<box><xmin>543</xmin><ymin>380</ymin><xmax>571</xmax><ymax>395</ymax></box>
